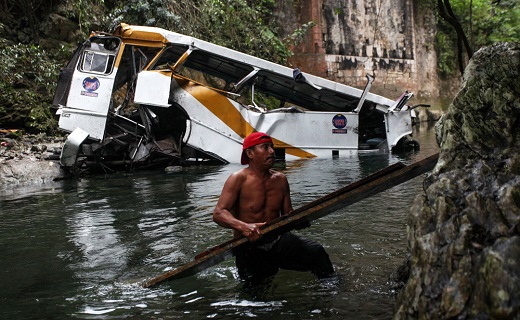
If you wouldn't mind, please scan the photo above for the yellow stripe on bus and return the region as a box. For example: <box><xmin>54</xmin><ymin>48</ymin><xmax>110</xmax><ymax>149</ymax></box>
<box><xmin>178</xmin><ymin>78</ymin><xmax>316</xmax><ymax>160</ymax></box>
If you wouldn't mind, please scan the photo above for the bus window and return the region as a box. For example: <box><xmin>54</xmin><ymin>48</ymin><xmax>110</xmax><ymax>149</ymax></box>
<box><xmin>79</xmin><ymin>37</ymin><xmax>120</xmax><ymax>75</ymax></box>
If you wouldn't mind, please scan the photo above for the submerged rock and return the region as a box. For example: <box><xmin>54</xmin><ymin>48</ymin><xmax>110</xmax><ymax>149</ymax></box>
<box><xmin>394</xmin><ymin>42</ymin><xmax>520</xmax><ymax>319</ymax></box>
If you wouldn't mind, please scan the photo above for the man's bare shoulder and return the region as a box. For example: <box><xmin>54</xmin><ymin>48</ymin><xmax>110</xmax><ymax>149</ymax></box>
<box><xmin>269</xmin><ymin>169</ymin><xmax>287</xmax><ymax>178</ymax></box>
<box><xmin>227</xmin><ymin>168</ymin><xmax>248</xmax><ymax>181</ymax></box>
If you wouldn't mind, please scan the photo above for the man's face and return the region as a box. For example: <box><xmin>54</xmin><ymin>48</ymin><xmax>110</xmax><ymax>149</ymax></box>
<box><xmin>248</xmin><ymin>142</ymin><xmax>275</xmax><ymax>166</ymax></box>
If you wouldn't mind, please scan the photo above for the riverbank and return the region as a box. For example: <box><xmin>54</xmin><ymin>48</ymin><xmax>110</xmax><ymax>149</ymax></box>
<box><xmin>0</xmin><ymin>131</ymin><xmax>66</xmax><ymax>189</ymax></box>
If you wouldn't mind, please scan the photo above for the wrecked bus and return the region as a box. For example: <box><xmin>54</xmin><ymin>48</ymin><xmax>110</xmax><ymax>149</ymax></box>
<box><xmin>52</xmin><ymin>23</ymin><xmax>419</xmax><ymax>173</ymax></box>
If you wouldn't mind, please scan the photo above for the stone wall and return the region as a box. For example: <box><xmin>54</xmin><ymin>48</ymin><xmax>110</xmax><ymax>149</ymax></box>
<box><xmin>275</xmin><ymin>0</ymin><xmax>441</xmax><ymax>102</ymax></box>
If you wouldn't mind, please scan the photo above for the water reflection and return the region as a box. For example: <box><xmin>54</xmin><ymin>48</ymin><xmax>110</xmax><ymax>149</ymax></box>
<box><xmin>0</xmin><ymin>123</ymin><xmax>439</xmax><ymax>319</ymax></box>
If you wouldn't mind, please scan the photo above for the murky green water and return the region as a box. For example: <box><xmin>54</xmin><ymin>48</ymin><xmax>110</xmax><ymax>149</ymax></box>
<box><xmin>0</xmin><ymin>123</ymin><xmax>439</xmax><ymax>319</ymax></box>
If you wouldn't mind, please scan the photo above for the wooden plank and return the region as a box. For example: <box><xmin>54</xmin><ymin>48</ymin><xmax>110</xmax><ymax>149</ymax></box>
<box><xmin>142</xmin><ymin>153</ymin><xmax>438</xmax><ymax>288</ymax></box>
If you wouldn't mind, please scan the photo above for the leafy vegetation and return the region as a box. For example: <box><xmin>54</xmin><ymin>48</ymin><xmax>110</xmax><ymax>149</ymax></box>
<box><xmin>105</xmin><ymin>0</ymin><xmax>291</xmax><ymax>63</ymax></box>
<box><xmin>435</xmin><ymin>32</ymin><xmax>456</xmax><ymax>77</ymax></box>
<box><xmin>434</xmin><ymin>0</ymin><xmax>519</xmax><ymax>76</ymax></box>
<box><xmin>0</xmin><ymin>39</ymin><xmax>63</xmax><ymax>134</ymax></box>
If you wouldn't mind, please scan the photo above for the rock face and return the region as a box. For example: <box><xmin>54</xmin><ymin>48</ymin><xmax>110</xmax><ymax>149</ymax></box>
<box><xmin>394</xmin><ymin>42</ymin><xmax>520</xmax><ymax>319</ymax></box>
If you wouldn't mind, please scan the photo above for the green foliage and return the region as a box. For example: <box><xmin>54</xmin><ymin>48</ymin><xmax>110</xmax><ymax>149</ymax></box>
<box><xmin>105</xmin><ymin>0</ymin><xmax>291</xmax><ymax>63</ymax></box>
<box><xmin>70</xmin><ymin>0</ymin><xmax>106</xmax><ymax>36</ymax></box>
<box><xmin>435</xmin><ymin>32</ymin><xmax>456</xmax><ymax>77</ymax></box>
<box><xmin>435</xmin><ymin>0</ymin><xmax>520</xmax><ymax>76</ymax></box>
<box><xmin>185</xmin><ymin>0</ymin><xmax>290</xmax><ymax>63</ymax></box>
<box><xmin>107</xmin><ymin>0</ymin><xmax>180</xmax><ymax>31</ymax></box>
<box><xmin>447</xmin><ymin>0</ymin><xmax>519</xmax><ymax>47</ymax></box>
<box><xmin>285</xmin><ymin>21</ymin><xmax>317</xmax><ymax>47</ymax></box>
<box><xmin>0</xmin><ymin>41</ymin><xmax>60</xmax><ymax>133</ymax></box>
<box><xmin>0</xmin><ymin>0</ymin><xmax>62</xmax><ymax>40</ymax></box>
<box><xmin>485</xmin><ymin>0</ymin><xmax>520</xmax><ymax>43</ymax></box>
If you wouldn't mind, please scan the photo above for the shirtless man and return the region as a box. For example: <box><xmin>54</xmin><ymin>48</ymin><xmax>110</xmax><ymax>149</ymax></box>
<box><xmin>213</xmin><ymin>132</ymin><xmax>334</xmax><ymax>283</ymax></box>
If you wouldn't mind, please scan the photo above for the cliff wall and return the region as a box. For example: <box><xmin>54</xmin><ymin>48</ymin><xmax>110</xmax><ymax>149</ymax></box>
<box><xmin>275</xmin><ymin>0</ymin><xmax>443</xmax><ymax>104</ymax></box>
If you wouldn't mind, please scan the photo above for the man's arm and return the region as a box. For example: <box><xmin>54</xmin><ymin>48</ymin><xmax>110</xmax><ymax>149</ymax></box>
<box><xmin>280</xmin><ymin>173</ymin><xmax>293</xmax><ymax>216</ymax></box>
<box><xmin>213</xmin><ymin>171</ymin><xmax>265</xmax><ymax>241</ymax></box>
<box><xmin>279</xmin><ymin>172</ymin><xmax>310</xmax><ymax>229</ymax></box>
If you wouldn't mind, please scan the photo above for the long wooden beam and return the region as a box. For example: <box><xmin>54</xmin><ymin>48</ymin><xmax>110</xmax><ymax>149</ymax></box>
<box><xmin>142</xmin><ymin>153</ymin><xmax>439</xmax><ymax>288</ymax></box>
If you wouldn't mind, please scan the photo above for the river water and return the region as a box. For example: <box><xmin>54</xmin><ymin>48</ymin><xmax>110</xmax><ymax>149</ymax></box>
<box><xmin>0</xmin><ymin>123</ymin><xmax>439</xmax><ymax>319</ymax></box>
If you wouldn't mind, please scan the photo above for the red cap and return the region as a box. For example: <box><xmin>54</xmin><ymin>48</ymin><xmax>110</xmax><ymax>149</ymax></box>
<box><xmin>241</xmin><ymin>132</ymin><xmax>273</xmax><ymax>165</ymax></box>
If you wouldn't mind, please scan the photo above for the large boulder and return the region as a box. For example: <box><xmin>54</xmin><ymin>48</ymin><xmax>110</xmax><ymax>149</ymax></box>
<box><xmin>394</xmin><ymin>42</ymin><xmax>520</xmax><ymax>319</ymax></box>
<box><xmin>39</xmin><ymin>13</ymin><xmax>82</xmax><ymax>44</ymax></box>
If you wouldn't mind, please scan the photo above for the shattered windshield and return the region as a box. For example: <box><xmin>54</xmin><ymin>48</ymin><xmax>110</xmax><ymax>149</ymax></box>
<box><xmin>83</xmin><ymin>51</ymin><xmax>109</xmax><ymax>73</ymax></box>
<box><xmin>80</xmin><ymin>37</ymin><xmax>120</xmax><ymax>74</ymax></box>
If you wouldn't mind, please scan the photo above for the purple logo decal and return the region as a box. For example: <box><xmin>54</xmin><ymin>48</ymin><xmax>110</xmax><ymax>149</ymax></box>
<box><xmin>332</xmin><ymin>114</ymin><xmax>347</xmax><ymax>129</ymax></box>
<box><xmin>332</xmin><ymin>114</ymin><xmax>348</xmax><ymax>134</ymax></box>
<box><xmin>82</xmin><ymin>77</ymin><xmax>100</xmax><ymax>92</ymax></box>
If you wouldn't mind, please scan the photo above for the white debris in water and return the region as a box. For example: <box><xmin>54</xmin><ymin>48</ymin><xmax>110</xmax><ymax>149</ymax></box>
<box><xmin>180</xmin><ymin>290</ymin><xmax>197</xmax><ymax>298</ymax></box>
<box><xmin>210</xmin><ymin>299</ymin><xmax>285</xmax><ymax>307</ymax></box>
<box><xmin>81</xmin><ymin>307</ymin><xmax>116</xmax><ymax>315</ymax></box>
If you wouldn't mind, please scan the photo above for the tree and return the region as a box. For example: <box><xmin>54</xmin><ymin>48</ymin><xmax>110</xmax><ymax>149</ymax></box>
<box><xmin>437</xmin><ymin>0</ymin><xmax>473</xmax><ymax>75</ymax></box>
<box><xmin>435</xmin><ymin>0</ymin><xmax>520</xmax><ymax>76</ymax></box>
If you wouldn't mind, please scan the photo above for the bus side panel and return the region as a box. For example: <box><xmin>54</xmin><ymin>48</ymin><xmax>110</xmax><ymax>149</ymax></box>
<box><xmin>255</xmin><ymin>112</ymin><xmax>359</xmax><ymax>158</ymax></box>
